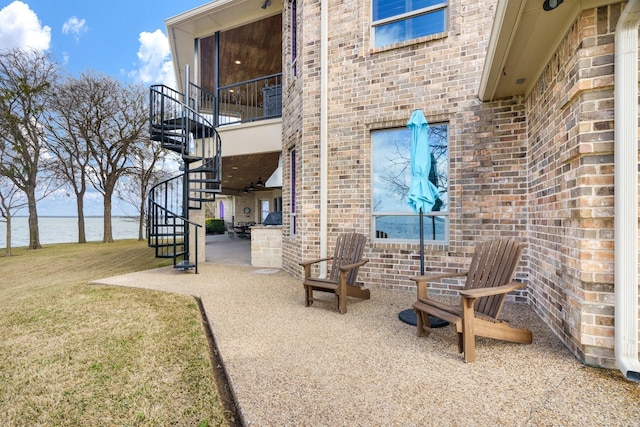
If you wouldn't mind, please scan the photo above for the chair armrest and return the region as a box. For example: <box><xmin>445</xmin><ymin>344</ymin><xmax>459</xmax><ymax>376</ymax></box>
<box><xmin>299</xmin><ymin>256</ymin><xmax>333</xmax><ymax>267</ymax></box>
<box><xmin>339</xmin><ymin>258</ymin><xmax>369</xmax><ymax>272</ymax></box>
<box><xmin>409</xmin><ymin>272</ymin><xmax>468</xmax><ymax>283</ymax></box>
<box><xmin>299</xmin><ymin>256</ymin><xmax>334</xmax><ymax>279</ymax></box>
<box><xmin>459</xmin><ymin>281</ymin><xmax>526</xmax><ymax>299</ymax></box>
<box><xmin>409</xmin><ymin>272</ymin><xmax>468</xmax><ymax>300</ymax></box>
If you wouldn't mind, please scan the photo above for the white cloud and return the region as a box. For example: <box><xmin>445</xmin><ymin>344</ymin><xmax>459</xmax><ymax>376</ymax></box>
<box><xmin>62</xmin><ymin>16</ymin><xmax>87</xmax><ymax>41</ymax></box>
<box><xmin>0</xmin><ymin>1</ymin><xmax>51</xmax><ymax>51</ymax></box>
<box><xmin>131</xmin><ymin>29</ymin><xmax>175</xmax><ymax>88</ymax></box>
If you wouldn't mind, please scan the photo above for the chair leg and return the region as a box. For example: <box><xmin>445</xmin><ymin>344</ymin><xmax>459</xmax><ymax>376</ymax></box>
<box><xmin>462</xmin><ymin>297</ymin><xmax>476</xmax><ymax>363</ymax></box>
<box><xmin>415</xmin><ymin>309</ymin><xmax>431</xmax><ymax>337</ymax></box>
<box><xmin>337</xmin><ymin>283</ymin><xmax>347</xmax><ymax>314</ymax></box>
<box><xmin>305</xmin><ymin>285</ymin><xmax>313</xmax><ymax>307</ymax></box>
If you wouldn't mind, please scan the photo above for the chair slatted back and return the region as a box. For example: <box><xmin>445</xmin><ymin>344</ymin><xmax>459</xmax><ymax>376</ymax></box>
<box><xmin>329</xmin><ymin>233</ymin><xmax>367</xmax><ymax>285</ymax></box>
<box><xmin>464</xmin><ymin>239</ymin><xmax>523</xmax><ymax>320</ymax></box>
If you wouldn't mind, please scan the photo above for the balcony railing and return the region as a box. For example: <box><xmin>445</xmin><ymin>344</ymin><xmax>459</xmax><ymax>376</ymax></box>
<box><xmin>217</xmin><ymin>73</ymin><xmax>282</xmax><ymax>126</ymax></box>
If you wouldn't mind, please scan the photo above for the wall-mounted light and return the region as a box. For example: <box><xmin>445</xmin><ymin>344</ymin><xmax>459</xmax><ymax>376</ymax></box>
<box><xmin>543</xmin><ymin>0</ymin><xmax>563</xmax><ymax>11</ymax></box>
<box><xmin>261</xmin><ymin>0</ymin><xmax>271</xmax><ymax>9</ymax></box>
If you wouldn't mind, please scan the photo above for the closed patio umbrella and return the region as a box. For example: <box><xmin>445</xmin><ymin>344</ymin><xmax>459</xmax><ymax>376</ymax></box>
<box><xmin>407</xmin><ymin>109</ymin><xmax>440</xmax><ymax>274</ymax></box>
<box><xmin>400</xmin><ymin>109</ymin><xmax>446</xmax><ymax>328</ymax></box>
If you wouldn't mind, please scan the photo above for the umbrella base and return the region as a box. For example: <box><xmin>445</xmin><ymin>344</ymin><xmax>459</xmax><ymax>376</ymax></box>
<box><xmin>398</xmin><ymin>308</ymin><xmax>448</xmax><ymax>328</ymax></box>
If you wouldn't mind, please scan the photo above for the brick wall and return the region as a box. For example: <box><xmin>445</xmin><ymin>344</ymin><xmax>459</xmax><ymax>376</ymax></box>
<box><xmin>526</xmin><ymin>4</ymin><xmax>621</xmax><ymax>368</ymax></box>
<box><xmin>280</xmin><ymin>0</ymin><xmax>628</xmax><ymax>369</ymax></box>
<box><xmin>281</xmin><ymin>0</ymin><xmax>530</xmax><ymax>289</ymax></box>
<box><xmin>281</xmin><ymin>0</ymin><xmax>304</xmax><ymax>273</ymax></box>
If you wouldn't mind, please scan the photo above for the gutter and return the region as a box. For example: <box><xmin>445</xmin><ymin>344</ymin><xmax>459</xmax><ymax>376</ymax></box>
<box><xmin>319</xmin><ymin>0</ymin><xmax>328</xmax><ymax>274</ymax></box>
<box><xmin>614</xmin><ymin>0</ymin><xmax>640</xmax><ymax>382</ymax></box>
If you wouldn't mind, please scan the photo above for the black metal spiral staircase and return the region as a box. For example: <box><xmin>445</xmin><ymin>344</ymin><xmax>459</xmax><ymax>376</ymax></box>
<box><xmin>147</xmin><ymin>83</ymin><xmax>221</xmax><ymax>273</ymax></box>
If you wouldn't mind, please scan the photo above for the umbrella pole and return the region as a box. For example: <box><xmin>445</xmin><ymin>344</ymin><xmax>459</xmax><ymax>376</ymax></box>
<box><xmin>420</xmin><ymin>208</ymin><xmax>424</xmax><ymax>275</ymax></box>
<box><xmin>399</xmin><ymin>207</ymin><xmax>448</xmax><ymax>327</ymax></box>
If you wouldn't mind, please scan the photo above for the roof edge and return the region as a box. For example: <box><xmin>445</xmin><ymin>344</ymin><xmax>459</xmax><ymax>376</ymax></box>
<box><xmin>478</xmin><ymin>0</ymin><xmax>526</xmax><ymax>102</ymax></box>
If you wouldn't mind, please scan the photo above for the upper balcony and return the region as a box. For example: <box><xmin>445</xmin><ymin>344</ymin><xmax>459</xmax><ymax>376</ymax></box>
<box><xmin>165</xmin><ymin>2</ymin><xmax>283</xmax><ymax>127</ymax></box>
<box><xmin>165</xmin><ymin>1</ymin><xmax>284</xmax><ymax>194</ymax></box>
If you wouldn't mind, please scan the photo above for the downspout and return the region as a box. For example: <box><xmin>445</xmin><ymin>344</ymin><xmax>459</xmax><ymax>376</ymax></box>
<box><xmin>614</xmin><ymin>0</ymin><xmax>640</xmax><ymax>381</ymax></box>
<box><xmin>319</xmin><ymin>0</ymin><xmax>329</xmax><ymax>275</ymax></box>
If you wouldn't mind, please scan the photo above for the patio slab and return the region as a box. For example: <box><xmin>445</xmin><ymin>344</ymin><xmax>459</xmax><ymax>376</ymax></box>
<box><xmin>91</xmin><ymin>263</ymin><xmax>640</xmax><ymax>426</ymax></box>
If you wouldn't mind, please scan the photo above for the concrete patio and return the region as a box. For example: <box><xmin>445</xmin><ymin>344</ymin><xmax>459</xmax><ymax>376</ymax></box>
<box><xmin>90</xmin><ymin>238</ymin><xmax>640</xmax><ymax>426</ymax></box>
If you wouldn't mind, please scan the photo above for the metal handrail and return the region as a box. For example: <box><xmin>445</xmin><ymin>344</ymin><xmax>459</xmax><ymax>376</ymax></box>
<box><xmin>147</xmin><ymin>174</ymin><xmax>203</xmax><ymax>273</ymax></box>
<box><xmin>217</xmin><ymin>73</ymin><xmax>282</xmax><ymax>125</ymax></box>
<box><xmin>148</xmin><ymin>84</ymin><xmax>221</xmax><ymax>274</ymax></box>
<box><xmin>150</xmin><ymin>85</ymin><xmax>222</xmax><ymax>178</ymax></box>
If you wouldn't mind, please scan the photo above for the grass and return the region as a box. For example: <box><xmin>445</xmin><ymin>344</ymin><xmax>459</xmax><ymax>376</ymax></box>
<box><xmin>0</xmin><ymin>240</ymin><xmax>229</xmax><ymax>426</ymax></box>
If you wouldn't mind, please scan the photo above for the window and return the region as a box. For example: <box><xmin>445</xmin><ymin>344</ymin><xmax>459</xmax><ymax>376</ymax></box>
<box><xmin>290</xmin><ymin>149</ymin><xmax>297</xmax><ymax>236</ymax></box>
<box><xmin>372</xmin><ymin>125</ymin><xmax>449</xmax><ymax>242</ymax></box>
<box><xmin>372</xmin><ymin>0</ymin><xmax>447</xmax><ymax>48</ymax></box>
<box><xmin>291</xmin><ymin>0</ymin><xmax>298</xmax><ymax>77</ymax></box>
<box><xmin>260</xmin><ymin>199</ymin><xmax>270</xmax><ymax>223</ymax></box>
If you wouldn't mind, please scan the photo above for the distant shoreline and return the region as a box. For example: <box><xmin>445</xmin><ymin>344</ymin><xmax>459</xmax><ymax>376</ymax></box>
<box><xmin>1</xmin><ymin>217</ymin><xmax>140</xmax><ymax>248</ymax></box>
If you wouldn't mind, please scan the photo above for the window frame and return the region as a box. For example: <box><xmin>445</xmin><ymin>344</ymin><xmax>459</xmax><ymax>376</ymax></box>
<box><xmin>371</xmin><ymin>0</ymin><xmax>448</xmax><ymax>48</ymax></box>
<box><xmin>371</xmin><ymin>124</ymin><xmax>450</xmax><ymax>244</ymax></box>
<box><xmin>290</xmin><ymin>0</ymin><xmax>298</xmax><ymax>78</ymax></box>
<box><xmin>290</xmin><ymin>148</ymin><xmax>297</xmax><ymax>236</ymax></box>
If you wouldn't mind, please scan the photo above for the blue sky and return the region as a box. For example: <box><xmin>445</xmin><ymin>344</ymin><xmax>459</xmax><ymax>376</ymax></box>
<box><xmin>0</xmin><ymin>0</ymin><xmax>207</xmax><ymax>85</ymax></box>
<box><xmin>0</xmin><ymin>0</ymin><xmax>206</xmax><ymax>216</ymax></box>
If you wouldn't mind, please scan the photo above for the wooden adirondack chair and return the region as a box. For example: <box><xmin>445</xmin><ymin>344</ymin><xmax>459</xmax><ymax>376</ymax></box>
<box><xmin>299</xmin><ymin>232</ymin><xmax>370</xmax><ymax>314</ymax></box>
<box><xmin>410</xmin><ymin>239</ymin><xmax>532</xmax><ymax>362</ymax></box>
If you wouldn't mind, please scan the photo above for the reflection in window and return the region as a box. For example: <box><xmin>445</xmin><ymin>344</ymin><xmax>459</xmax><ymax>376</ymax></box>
<box><xmin>372</xmin><ymin>0</ymin><xmax>447</xmax><ymax>47</ymax></box>
<box><xmin>371</xmin><ymin>125</ymin><xmax>448</xmax><ymax>242</ymax></box>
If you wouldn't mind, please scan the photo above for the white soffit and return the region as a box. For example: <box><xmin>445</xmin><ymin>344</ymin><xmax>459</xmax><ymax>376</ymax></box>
<box><xmin>479</xmin><ymin>0</ymin><xmax>615</xmax><ymax>102</ymax></box>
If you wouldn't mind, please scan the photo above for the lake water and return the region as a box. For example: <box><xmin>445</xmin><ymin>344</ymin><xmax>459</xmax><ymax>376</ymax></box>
<box><xmin>0</xmin><ymin>217</ymin><xmax>141</xmax><ymax>249</ymax></box>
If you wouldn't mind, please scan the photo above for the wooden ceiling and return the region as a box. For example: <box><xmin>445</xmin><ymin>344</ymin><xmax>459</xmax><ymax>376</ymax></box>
<box><xmin>218</xmin><ymin>15</ymin><xmax>282</xmax><ymax>87</ymax></box>
<box><xmin>200</xmin><ymin>14</ymin><xmax>282</xmax><ymax>90</ymax></box>
<box><xmin>221</xmin><ymin>152</ymin><xmax>281</xmax><ymax>194</ymax></box>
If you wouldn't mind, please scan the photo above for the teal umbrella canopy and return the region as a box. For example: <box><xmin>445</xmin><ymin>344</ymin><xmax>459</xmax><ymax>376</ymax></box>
<box><xmin>407</xmin><ymin>109</ymin><xmax>439</xmax><ymax>214</ymax></box>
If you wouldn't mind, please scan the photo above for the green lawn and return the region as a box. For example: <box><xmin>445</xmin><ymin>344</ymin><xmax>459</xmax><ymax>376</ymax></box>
<box><xmin>0</xmin><ymin>240</ymin><xmax>229</xmax><ymax>426</ymax></box>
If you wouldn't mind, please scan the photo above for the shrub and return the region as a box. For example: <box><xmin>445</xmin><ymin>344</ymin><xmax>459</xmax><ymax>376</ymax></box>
<box><xmin>205</xmin><ymin>218</ymin><xmax>225</xmax><ymax>234</ymax></box>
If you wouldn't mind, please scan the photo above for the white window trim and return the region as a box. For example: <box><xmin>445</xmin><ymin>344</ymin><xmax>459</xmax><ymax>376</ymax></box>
<box><xmin>370</xmin><ymin>124</ymin><xmax>450</xmax><ymax>244</ymax></box>
<box><xmin>371</xmin><ymin>0</ymin><xmax>448</xmax><ymax>48</ymax></box>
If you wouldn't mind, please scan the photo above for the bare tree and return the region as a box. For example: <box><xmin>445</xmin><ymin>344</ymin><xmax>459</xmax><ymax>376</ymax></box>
<box><xmin>0</xmin><ymin>49</ymin><xmax>58</xmax><ymax>249</ymax></box>
<box><xmin>0</xmin><ymin>173</ymin><xmax>27</xmax><ymax>256</ymax></box>
<box><xmin>48</xmin><ymin>72</ymin><xmax>147</xmax><ymax>243</ymax></box>
<box><xmin>46</xmin><ymin>76</ymin><xmax>103</xmax><ymax>243</ymax></box>
<box><xmin>44</xmin><ymin>75</ymin><xmax>93</xmax><ymax>243</ymax></box>
<box><xmin>118</xmin><ymin>138</ymin><xmax>173</xmax><ymax>240</ymax></box>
